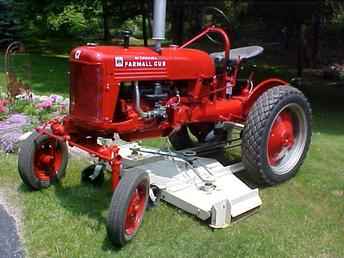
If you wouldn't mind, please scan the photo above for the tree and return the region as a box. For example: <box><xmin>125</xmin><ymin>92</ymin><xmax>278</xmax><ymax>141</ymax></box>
<box><xmin>0</xmin><ymin>0</ymin><xmax>20</xmax><ymax>47</ymax></box>
<box><xmin>102</xmin><ymin>0</ymin><xmax>112</xmax><ymax>41</ymax></box>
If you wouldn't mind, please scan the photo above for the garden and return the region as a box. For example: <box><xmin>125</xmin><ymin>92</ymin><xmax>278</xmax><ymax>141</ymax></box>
<box><xmin>1</xmin><ymin>1</ymin><xmax>344</xmax><ymax>257</ymax></box>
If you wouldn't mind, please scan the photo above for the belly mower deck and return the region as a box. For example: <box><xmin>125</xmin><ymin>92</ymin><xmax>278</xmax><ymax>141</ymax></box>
<box><xmin>115</xmin><ymin>141</ymin><xmax>262</xmax><ymax>228</ymax></box>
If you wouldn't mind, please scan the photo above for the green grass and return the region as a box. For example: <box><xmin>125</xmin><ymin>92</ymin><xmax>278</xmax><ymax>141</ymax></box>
<box><xmin>1</xmin><ymin>53</ymin><xmax>69</xmax><ymax>95</ymax></box>
<box><xmin>0</xmin><ymin>85</ymin><xmax>344</xmax><ymax>257</ymax></box>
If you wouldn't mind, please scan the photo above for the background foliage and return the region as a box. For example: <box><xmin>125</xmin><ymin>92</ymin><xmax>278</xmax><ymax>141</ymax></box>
<box><xmin>0</xmin><ymin>0</ymin><xmax>342</xmax><ymax>51</ymax></box>
<box><xmin>0</xmin><ymin>0</ymin><xmax>21</xmax><ymax>46</ymax></box>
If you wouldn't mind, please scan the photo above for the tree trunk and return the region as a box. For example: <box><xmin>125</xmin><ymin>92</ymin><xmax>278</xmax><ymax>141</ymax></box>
<box><xmin>102</xmin><ymin>0</ymin><xmax>112</xmax><ymax>41</ymax></box>
<box><xmin>297</xmin><ymin>24</ymin><xmax>306</xmax><ymax>77</ymax></box>
<box><xmin>141</xmin><ymin>0</ymin><xmax>148</xmax><ymax>46</ymax></box>
<box><xmin>311</xmin><ymin>13</ymin><xmax>321</xmax><ymax>68</ymax></box>
<box><xmin>170</xmin><ymin>1</ymin><xmax>185</xmax><ymax>45</ymax></box>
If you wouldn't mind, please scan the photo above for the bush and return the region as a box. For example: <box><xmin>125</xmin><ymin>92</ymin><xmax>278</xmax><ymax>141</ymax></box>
<box><xmin>118</xmin><ymin>15</ymin><xmax>143</xmax><ymax>38</ymax></box>
<box><xmin>224</xmin><ymin>0</ymin><xmax>249</xmax><ymax>26</ymax></box>
<box><xmin>0</xmin><ymin>0</ymin><xmax>21</xmax><ymax>47</ymax></box>
<box><xmin>329</xmin><ymin>1</ymin><xmax>344</xmax><ymax>31</ymax></box>
<box><xmin>47</xmin><ymin>4</ymin><xmax>100</xmax><ymax>37</ymax></box>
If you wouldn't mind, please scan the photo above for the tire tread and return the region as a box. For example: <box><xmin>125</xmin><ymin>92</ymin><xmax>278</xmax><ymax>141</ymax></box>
<box><xmin>242</xmin><ymin>85</ymin><xmax>312</xmax><ymax>186</ymax></box>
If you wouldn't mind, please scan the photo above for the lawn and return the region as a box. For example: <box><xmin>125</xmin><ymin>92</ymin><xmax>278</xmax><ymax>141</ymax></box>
<box><xmin>0</xmin><ymin>52</ymin><xmax>344</xmax><ymax>257</ymax></box>
<box><xmin>1</xmin><ymin>53</ymin><xmax>69</xmax><ymax>95</ymax></box>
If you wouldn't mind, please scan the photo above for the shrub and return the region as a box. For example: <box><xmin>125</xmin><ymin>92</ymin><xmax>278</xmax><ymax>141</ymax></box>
<box><xmin>118</xmin><ymin>15</ymin><xmax>144</xmax><ymax>38</ymax></box>
<box><xmin>329</xmin><ymin>1</ymin><xmax>344</xmax><ymax>31</ymax></box>
<box><xmin>47</xmin><ymin>4</ymin><xmax>101</xmax><ymax>37</ymax></box>
<box><xmin>0</xmin><ymin>0</ymin><xmax>21</xmax><ymax>47</ymax></box>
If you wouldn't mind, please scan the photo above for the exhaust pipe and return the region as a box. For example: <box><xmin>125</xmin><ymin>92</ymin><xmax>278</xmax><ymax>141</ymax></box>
<box><xmin>152</xmin><ymin>0</ymin><xmax>167</xmax><ymax>52</ymax></box>
<box><xmin>134</xmin><ymin>81</ymin><xmax>149</xmax><ymax>118</ymax></box>
<box><xmin>134</xmin><ymin>81</ymin><xmax>167</xmax><ymax>119</ymax></box>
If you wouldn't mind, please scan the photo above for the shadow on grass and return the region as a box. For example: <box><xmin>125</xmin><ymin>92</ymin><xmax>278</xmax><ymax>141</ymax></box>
<box><xmin>17</xmin><ymin>176</ymin><xmax>126</xmax><ymax>252</ymax></box>
<box><xmin>55</xmin><ymin>183</ymin><xmax>110</xmax><ymax>220</ymax></box>
<box><xmin>17</xmin><ymin>183</ymin><xmax>33</xmax><ymax>194</ymax></box>
<box><xmin>53</xmin><ymin>179</ymin><xmax>126</xmax><ymax>252</ymax></box>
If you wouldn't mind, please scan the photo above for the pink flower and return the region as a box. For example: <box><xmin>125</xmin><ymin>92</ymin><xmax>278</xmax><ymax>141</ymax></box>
<box><xmin>0</xmin><ymin>100</ymin><xmax>8</xmax><ymax>113</ymax></box>
<box><xmin>36</xmin><ymin>99</ymin><xmax>53</xmax><ymax>110</ymax></box>
<box><xmin>50</xmin><ymin>95</ymin><xmax>63</xmax><ymax>103</ymax></box>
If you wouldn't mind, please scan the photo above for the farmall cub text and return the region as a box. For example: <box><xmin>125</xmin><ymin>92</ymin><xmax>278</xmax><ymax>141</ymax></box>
<box><xmin>18</xmin><ymin>0</ymin><xmax>312</xmax><ymax>246</ymax></box>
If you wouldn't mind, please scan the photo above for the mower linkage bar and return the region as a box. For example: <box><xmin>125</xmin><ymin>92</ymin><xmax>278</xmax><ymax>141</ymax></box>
<box><xmin>130</xmin><ymin>147</ymin><xmax>215</xmax><ymax>184</ymax></box>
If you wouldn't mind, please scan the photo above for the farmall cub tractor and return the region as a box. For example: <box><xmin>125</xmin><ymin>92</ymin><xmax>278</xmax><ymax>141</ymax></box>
<box><xmin>18</xmin><ymin>0</ymin><xmax>311</xmax><ymax>247</ymax></box>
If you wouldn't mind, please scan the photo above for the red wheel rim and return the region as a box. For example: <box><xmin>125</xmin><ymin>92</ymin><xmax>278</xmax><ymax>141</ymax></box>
<box><xmin>267</xmin><ymin>110</ymin><xmax>295</xmax><ymax>166</ymax></box>
<box><xmin>124</xmin><ymin>182</ymin><xmax>147</xmax><ymax>236</ymax></box>
<box><xmin>34</xmin><ymin>139</ymin><xmax>63</xmax><ymax>181</ymax></box>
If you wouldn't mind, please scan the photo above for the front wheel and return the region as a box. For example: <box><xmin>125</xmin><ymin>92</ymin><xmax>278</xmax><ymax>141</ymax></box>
<box><xmin>18</xmin><ymin>131</ymin><xmax>68</xmax><ymax>190</ymax></box>
<box><xmin>107</xmin><ymin>168</ymin><xmax>150</xmax><ymax>246</ymax></box>
<box><xmin>242</xmin><ymin>85</ymin><xmax>312</xmax><ymax>186</ymax></box>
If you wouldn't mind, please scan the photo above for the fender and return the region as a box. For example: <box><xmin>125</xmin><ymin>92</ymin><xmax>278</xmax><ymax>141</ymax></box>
<box><xmin>243</xmin><ymin>78</ymin><xmax>288</xmax><ymax>115</ymax></box>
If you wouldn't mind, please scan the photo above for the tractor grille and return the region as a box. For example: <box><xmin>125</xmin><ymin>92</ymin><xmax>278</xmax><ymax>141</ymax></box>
<box><xmin>69</xmin><ymin>61</ymin><xmax>103</xmax><ymax>121</ymax></box>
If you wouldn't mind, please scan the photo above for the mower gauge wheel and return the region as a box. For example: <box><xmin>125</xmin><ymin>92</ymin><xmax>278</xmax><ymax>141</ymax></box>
<box><xmin>107</xmin><ymin>168</ymin><xmax>150</xmax><ymax>246</ymax></box>
<box><xmin>169</xmin><ymin>123</ymin><xmax>214</xmax><ymax>150</ymax></box>
<box><xmin>81</xmin><ymin>164</ymin><xmax>105</xmax><ymax>186</ymax></box>
<box><xmin>148</xmin><ymin>184</ymin><xmax>161</xmax><ymax>209</ymax></box>
<box><xmin>18</xmin><ymin>131</ymin><xmax>68</xmax><ymax>190</ymax></box>
<box><xmin>242</xmin><ymin>85</ymin><xmax>312</xmax><ymax>186</ymax></box>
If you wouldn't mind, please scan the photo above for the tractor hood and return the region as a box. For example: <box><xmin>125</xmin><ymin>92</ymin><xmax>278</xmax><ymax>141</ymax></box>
<box><xmin>70</xmin><ymin>45</ymin><xmax>215</xmax><ymax>81</ymax></box>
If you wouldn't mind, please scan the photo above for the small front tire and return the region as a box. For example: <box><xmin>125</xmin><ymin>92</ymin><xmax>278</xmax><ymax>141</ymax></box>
<box><xmin>18</xmin><ymin>131</ymin><xmax>68</xmax><ymax>190</ymax></box>
<box><xmin>107</xmin><ymin>168</ymin><xmax>150</xmax><ymax>246</ymax></box>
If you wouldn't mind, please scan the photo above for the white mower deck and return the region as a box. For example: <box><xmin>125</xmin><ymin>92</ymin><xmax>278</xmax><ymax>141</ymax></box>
<box><xmin>118</xmin><ymin>142</ymin><xmax>262</xmax><ymax>228</ymax></box>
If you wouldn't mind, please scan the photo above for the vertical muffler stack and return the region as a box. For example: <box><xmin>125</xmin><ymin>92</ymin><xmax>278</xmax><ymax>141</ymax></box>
<box><xmin>153</xmin><ymin>0</ymin><xmax>167</xmax><ymax>52</ymax></box>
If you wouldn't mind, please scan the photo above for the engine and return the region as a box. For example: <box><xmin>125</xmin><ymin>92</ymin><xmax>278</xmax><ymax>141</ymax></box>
<box><xmin>68</xmin><ymin>45</ymin><xmax>215</xmax><ymax>136</ymax></box>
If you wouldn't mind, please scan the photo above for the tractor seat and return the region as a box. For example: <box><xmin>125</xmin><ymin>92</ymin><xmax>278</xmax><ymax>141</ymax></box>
<box><xmin>210</xmin><ymin>46</ymin><xmax>264</xmax><ymax>67</ymax></box>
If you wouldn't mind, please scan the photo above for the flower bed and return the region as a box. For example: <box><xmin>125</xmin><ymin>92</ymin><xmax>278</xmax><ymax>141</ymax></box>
<box><xmin>0</xmin><ymin>93</ymin><xmax>69</xmax><ymax>153</ymax></box>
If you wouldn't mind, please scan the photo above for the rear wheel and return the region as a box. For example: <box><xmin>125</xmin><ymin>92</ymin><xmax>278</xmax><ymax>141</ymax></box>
<box><xmin>242</xmin><ymin>85</ymin><xmax>312</xmax><ymax>186</ymax></box>
<box><xmin>18</xmin><ymin>131</ymin><xmax>68</xmax><ymax>190</ymax></box>
<box><xmin>107</xmin><ymin>168</ymin><xmax>150</xmax><ymax>246</ymax></box>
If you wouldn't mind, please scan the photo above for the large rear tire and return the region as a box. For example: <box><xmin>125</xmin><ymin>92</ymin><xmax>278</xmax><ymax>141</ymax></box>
<box><xmin>242</xmin><ymin>85</ymin><xmax>312</xmax><ymax>186</ymax></box>
<box><xmin>107</xmin><ymin>168</ymin><xmax>150</xmax><ymax>247</ymax></box>
<box><xmin>18</xmin><ymin>131</ymin><xmax>68</xmax><ymax>190</ymax></box>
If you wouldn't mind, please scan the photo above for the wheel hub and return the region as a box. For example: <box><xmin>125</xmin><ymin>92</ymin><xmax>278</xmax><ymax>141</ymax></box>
<box><xmin>125</xmin><ymin>184</ymin><xmax>146</xmax><ymax>236</ymax></box>
<box><xmin>39</xmin><ymin>154</ymin><xmax>54</xmax><ymax>165</ymax></box>
<box><xmin>267</xmin><ymin>111</ymin><xmax>295</xmax><ymax>165</ymax></box>
<box><xmin>34</xmin><ymin>140</ymin><xmax>62</xmax><ymax>181</ymax></box>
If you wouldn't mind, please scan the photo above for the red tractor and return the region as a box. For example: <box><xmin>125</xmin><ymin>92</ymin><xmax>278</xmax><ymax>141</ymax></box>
<box><xmin>18</xmin><ymin>0</ymin><xmax>311</xmax><ymax>246</ymax></box>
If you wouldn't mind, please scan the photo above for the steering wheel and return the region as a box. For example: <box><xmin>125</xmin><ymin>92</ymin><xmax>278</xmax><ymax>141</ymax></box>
<box><xmin>201</xmin><ymin>6</ymin><xmax>231</xmax><ymax>45</ymax></box>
